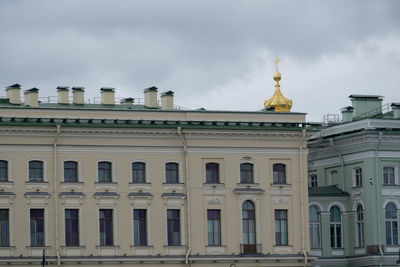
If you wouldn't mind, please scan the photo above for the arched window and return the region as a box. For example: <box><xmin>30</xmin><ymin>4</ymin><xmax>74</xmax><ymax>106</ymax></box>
<box><xmin>354</xmin><ymin>168</ymin><xmax>362</xmax><ymax>187</ymax></box>
<box><xmin>242</xmin><ymin>201</ymin><xmax>256</xmax><ymax>253</ymax></box>
<box><xmin>29</xmin><ymin>160</ymin><xmax>43</xmax><ymax>182</ymax></box>
<box><xmin>309</xmin><ymin>205</ymin><xmax>321</xmax><ymax>249</ymax></box>
<box><xmin>206</xmin><ymin>163</ymin><xmax>220</xmax><ymax>183</ymax></box>
<box><xmin>0</xmin><ymin>160</ymin><xmax>8</xmax><ymax>181</ymax></box>
<box><xmin>385</xmin><ymin>202</ymin><xmax>398</xmax><ymax>245</ymax></box>
<box><xmin>356</xmin><ymin>204</ymin><xmax>364</xmax><ymax>247</ymax></box>
<box><xmin>330</xmin><ymin>206</ymin><xmax>342</xmax><ymax>248</ymax></box>
<box><xmin>384</xmin><ymin>167</ymin><xmax>395</xmax><ymax>185</ymax></box>
<box><xmin>240</xmin><ymin>163</ymin><xmax>254</xmax><ymax>184</ymax></box>
<box><xmin>98</xmin><ymin>161</ymin><xmax>112</xmax><ymax>183</ymax></box>
<box><xmin>165</xmin><ymin>162</ymin><xmax>179</xmax><ymax>184</ymax></box>
<box><xmin>273</xmin><ymin>163</ymin><xmax>286</xmax><ymax>184</ymax></box>
<box><xmin>64</xmin><ymin>161</ymin><xmax>78</xmax><ymax>182</ymax></box>
<box><xmin>132</xmin><ymin>162</ymin><xmax>146</xmax><ymax>183</ymax></box>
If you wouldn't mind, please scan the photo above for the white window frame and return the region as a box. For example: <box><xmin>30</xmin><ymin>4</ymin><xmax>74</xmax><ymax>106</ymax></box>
<box><xmin>309</xmin><ymin>174</ymin><xmax>317</xmax><ymax>187</ymax></box>
<box><xmin>132</xmin><ymin>206</ymin><xmax>151</xmax><ymax>246</ymax></box>
<box><xmin>328</xmin><ymin>203</ymin><xmax>344</xmax><ymax>249</ymax></box>
<box><xmin>355</xmin><ymin>204</ymin><xmax>365</xmax><ymax>248</ymax></box>
<box><xmin>383</xmin><ymin>166</ymin><xmax>398</xmax><ymax>185</ymax></box>
<box><xmin>165</xmin><ymin>206</ymin><xmax>185</xmax><ymax>246</ymax></box>
<box><xmin>0</xmin><ymin>206</ymin><xmax>14</xmax><ymax>247</ymax></box>
<box><xmin>352</xmin><ymin>167</ymin><xmax>363</xmax><ymax>187</ymax></box>
<box><xmin>163</xmin><ymin>160</ymin><xmax>183</xmax><ymax>184</ymax></box>
<box><xmin>309</xmin><ymin>204</ymin><xmax>321</xmax><ymax>249</ymax></box>
<box><xmin>27</xmin><ymin>158</ymin><xmax>47</xmax><ymax>182</ymax></box>
<box><xmin>238</xmin><ymin>196</ymin><xmax>261</xmax><ymax>247</ymax></box>
<box><xmin>62</xmin><ymin>207</ymin><xmax>83</xmax><ymax>247</ymax></box>
<box><xmin>27</xmin><ymin>206</ymin><xmax>48</xmax><ymax>247</ymax></box>
<box><xmin>130</xmin><ymin>160</ymin><xmax>149</xmax><ymax>184</ymax></box>
<box><xmin>97</xmin><ymin>208</ymin><xmax>118</xmax><ymax>246</ymax></box>
<box><xmin>96</xmin><ymin>159</ymin><xmax>115</xmax><ymax>183</ymax></box>
<box><xmin>62</xmin><ymin>159</ymin><xmax>81</xmax><ymax>183</ymax></box>
<box><xmin>0</xmin><ymin>158</ymin><xmax>11</xmax><ymax>182</ymax></box>
<box><xmin>238</xmin><ymin>158</ymin><xmax>258</xmax><ymax>184</ymax></box>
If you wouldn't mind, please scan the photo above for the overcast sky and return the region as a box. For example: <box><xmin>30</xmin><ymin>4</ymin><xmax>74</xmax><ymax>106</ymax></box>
<box><xmin>0</xmin><ymin>0</ymin><xmax>399</xmax><ymax>121</ymax></box>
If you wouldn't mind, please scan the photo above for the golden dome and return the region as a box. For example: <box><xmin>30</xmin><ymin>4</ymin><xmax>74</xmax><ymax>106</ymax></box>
<box><xmin>264</xmin><ymin>57</ymin><xmax>292</xmax><ymax>112</ymax></box>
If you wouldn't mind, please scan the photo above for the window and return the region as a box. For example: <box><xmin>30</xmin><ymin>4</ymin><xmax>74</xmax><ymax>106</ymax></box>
<box><xmin>65</xmin><ymin>209</ymin><xmax>79</xmax><ymax>246</ymax></box>
<box><xmin>133</xmin><ymin>209</ymin><xmax>147</xmax><ymax>246</ymax></box>
<box><xmin>30</xmin><ymin>209</ymin><xmax>44</xmax><ymax>246</ymax></box>
<box><xmin>354</xmin><ymin>168</ymin><xmax>362</xmax><ymax>187</ymax></box>
<box><xmin>309</xmin><ymin>205</ymin><xmax>321</xmax><ymax>249</ymax></box>
<box><xmin>309</xmin><ymin>175</ymin><xmax>317</xmax><ymax>187</ymax></box>
<box><xmin>98</xmin><ymin>162</ymin><xmax>112</xmax><ymax>183</ymax></box>
<box><xmin>240</xmin><ymin>163</ymin><xmax>254</xmax><ymax>184</ymax></box>
<box><xmin>275</xmin><ymin>210</ymin><xmax>288</xmax><ymax>246</ymax></box>
<box><xmin>385</xmin><ymin>202</ymin><xmax>398</xmax><ymax>245</ymax></box>
<box><xmin>207</xmin><ymin>210</ymin><xmax>221</xmax><ymax>246</ymax></box>
<box><xmin>0</xmin><ymin>161</ymin><xmax>8</xmax><ymax>181</ymax></box>
<box><xmin>273</xmin><ymin>164</ymin><xmax>286</xmax><ymax>184</ymax></box>
<box><xmin>29</xmin><ymin>161</ymin><xmax>43</xmax><ymax>182</ymax></box>
<box><xmin>167</xmin><ymin>209</ymin><xmax>180</xmax><ymax>245</ymax></box>
<box><xmin>99</xmin><ymin>209</ymin><xmax>113</xmax><ymax>246</ymax></box>
<box><xmin>206</xmin><ymin>163</ymin><xmax>220</xmax><ymax>184</ymax></box>
<box><xmin>356</xmin><ymin>205</ymin><xmax>364</xmax><ymax>247</ymax></box>
<box><xmin>132</xmin><ymin>162</ymin><xmax>146</xmax><ymax>183</ymax></box>
<box><xmin>165</xmin><ymin>163</ymin><xmax>179</xmax><ymax>184</ymax></box>
<box><xmin>0</xmin><ymin>209</ymin><xmax>9</xmax><ymax>247</ymax></box>
<box><xmin>242</xmin><ymin>201</ymin><xmax>256</xmax><ymax>253</ymax></box>
<box><xmin>384</xmin><ymin>167</ymin><xmax>395</xmax><ymax>185</ymax></box>
<box><xmin>330</xmin><ymin>206</ymin><xmax>342</xmax><ymax>248</ymax></box>
<box><xmin>64</xmin><ymin>161</ymin><xmax>78</xmax><ymax>182</ymax></box>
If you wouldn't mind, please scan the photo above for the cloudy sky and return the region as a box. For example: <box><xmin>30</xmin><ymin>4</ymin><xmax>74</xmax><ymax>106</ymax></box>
<box><xmin>0</xmin><ymin>0</ymin><xmax>399</xmax><ymax>121</ymax></box>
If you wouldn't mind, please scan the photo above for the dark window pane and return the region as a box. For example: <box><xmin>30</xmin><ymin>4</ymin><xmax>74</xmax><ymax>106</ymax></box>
<box><xmin>98</xmin><ymin>162</ymin><xmax>112</xmax><ymax>182</ymax></box>
<box><xmin>273</xmin><ymin>164</ymin><xmax>286</xmax><ymax>184</ymax></box>
<box><xmin>132</xmin><ymin>162</ymin><xmax>146</xmax><ymax>183</ymax></box>
<box><xmin>0</xmin><ymin>161</ymin><xmax>7</xmax><ymax>181</ymax></box>
<box><xmin>167</xmin><ymin>209</ymin><xmax>180</xmax><ymax>245</ymax></box>
<box><xmin>0</xmin><ymin>209</ymin><xmax>9</xmax><ymax>246</ymax></box>
<box><xmin>99</xmin><ymin>209</ymin><xmax>113</xmax><ymax>246</ymax></box>
<box><xmin>206</xmin><ymin>163</ymin><xmax>220</xmax><ymax>183</ymax></box>
<box><xmin>207</xmin><ymin>209</ymin><xmax>221</xmax><ymax>246</ymax></box>
<box><xmin>64</xmin><ymin>161</ymin><xmax>78</xmax><ymax>182</ymax></box>
<box><xmin>30</xmin><ymin>209</ymin><xmax>44</xmax><ymax>246</ymax></box>
<box><xmin>134</xmin><ymin>209</ymin><xmax>147</xmax><ymax>246</ymax></box>
<box><xmin>240</xmin><ymin>163</ymin><xmax>254</xmax><ymax>183</ymax></box>
<box><xmin>165</xmin><ymin>163</ymin><xmax>179</xmax><ymax>184</ymax></box>
<box><xmin>65</xmin><ymin>209</ymin><xmax>79</xmax><ymax>246</ymax></box>
<box><xmin>29</xmin><ymin>161</ymin><xmax>43</xmax><ymax>182</ymax></box>
<box><xmin>242</xmin><ymin>201</ymin><xmax>256</xmax><ymax>248</ymax></box>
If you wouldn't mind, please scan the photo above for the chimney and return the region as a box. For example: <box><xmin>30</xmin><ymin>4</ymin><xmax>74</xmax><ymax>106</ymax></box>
<box><xmin>120</xmin><ymin>97</ymin><xmax>134</xmax><ymax>105</ymax></box>
<box><xmin>57</xmin><ymin>86</ymin><xmax>69</xmax><ymax>104</ymax></box>
<box><xmin>100</xmin><ymin>87</ymin><xmax>115</xmax><ymax>105</ymax></box>
<box><xmin>144</xmin><ymin>86</ymin><xmax>158</xmax><ymax>108</ymax></box>
<box><xmin>5</xmin><ymin>83</ymin><xmax>21</xmax><ymax>104</ymax></box>
<box><xmin>349</xmin><ymin>94</ymin><xmax>383</xmax><ymax>119</ymax></box>
<box><xmin>72</xmin><ymin>87</ymin><xmax>85</xmax><ymax>105</ymax></box>
<box><xmin>24</xmin><ymin>88</ymin><xmax>39</xmax><ymax>107</ymax></box>
<box><xmin>392</xmin><ymin>103</ymin><xmax>400</xmax><ymax>119</ymax></box>
<box><xmin>341</xmin><ymin>106</ymin><xmax>354</xmax><ymax>122</ymax></box>
<box><xmin>161</xmin><ymin>91</ymin><xmax>174</xmax><ymax>110</ymax></box>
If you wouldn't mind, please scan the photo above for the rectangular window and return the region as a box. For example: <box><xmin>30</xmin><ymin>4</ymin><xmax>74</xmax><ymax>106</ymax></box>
<box><xmin>207</xmin><ymin>210</ymin><xmax>221</xmax><ymax>246</ymax></box>
<box><xmin>0</xmin><ymin>209</ymin><xmax>9</xmax><ymax>246</ymax></box>
<box><xmin>0</xmin><ymin>161</ymin><xmax>8</xmax><ymax>181</ymax></box>
<box><xmin>65</xmin><ymin>209</ymin><xmax>79</xmax><ymax>246</ymax></box>
<box><xmin>355</xmin><ymin>168</ymin><xmax>362</xmax><ymax>187</ymax></box>
<box><xmin>167</xmin><ymin>209</ymin><xmax>180</xmax><ymax>245</ymax></box>
<box><xmin>99</xmin><ymin>209</ymin><xmax>113</xmax><ymax>246</ymax></box>
<box><xmin>206</xmin><ymin>163</ymin><xmax>220</xmax><ymax>183</ymax></box>
<box><xmin>132</xmin><ymin>162</ymin><xmax>146</xmax><ymax>183</ymax></box>
<box><xmin>133</xmin><ymin>209</ymin><xmax>147</xmax><ymax>246</ymax></box>
<box><xmin>240</xmin><ymin>163</ymin><xmax>254</xmax><ymax>183</ymax></box>
<box><xmin>29</xmin><ymin>161</ymin><xmax>43</xmax><ymax>182</ymax></box>
<box><xmin>309</xmin><ymin>175</ymin><xmax>317</xmax><ymax>187</ymax></box>
<box><xmin>384</xmin><ymin>167</ymin><xmax>395</xmax><ymax>185</ymax></box>
<box><xmin>98</xmin><ymin>162</ymin><xmax>112</xmax><ymax>183</ymax></box>
<box><xmin>64</xmin><ymin>161</ymin><xmax>78</xmax><ymax>182</ymax></box>
<box><xmin>165</xmin><ymin>163</ymin><xmax>179</xmax><ymax>184</ymax></box>
<box><xmin>30</xmin><ymin>209</ymin><xmax>44</xmax><ymax>246</ymax></box>
<box><xmin>275</xmin><ymin>210</ymin><xmax>288</xmax><ymax>246</ymax></box>
<box><xmin>273</xmin><ymin>164</ymin><xmax>286</xmax><ymax>184</ymax></box>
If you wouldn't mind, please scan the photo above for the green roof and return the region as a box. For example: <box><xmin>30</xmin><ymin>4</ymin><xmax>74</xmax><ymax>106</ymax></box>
<box><xmin>308</xmin><ymin>186</ymin><xmax>349</xmax><ymax>197</ymax></box>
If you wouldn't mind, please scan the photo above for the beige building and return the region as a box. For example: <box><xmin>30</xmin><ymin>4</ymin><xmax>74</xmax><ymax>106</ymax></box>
<box><xmin>0</xmin><ymin>67</ymin><xmax>313</xmax><ymax>266</ymax></box>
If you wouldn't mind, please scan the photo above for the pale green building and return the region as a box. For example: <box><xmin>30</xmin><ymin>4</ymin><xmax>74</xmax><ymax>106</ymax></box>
<box><xmin>308</xmin><ymin>95</ymin><xmax>400</xmax><ymax>267</ymax></box>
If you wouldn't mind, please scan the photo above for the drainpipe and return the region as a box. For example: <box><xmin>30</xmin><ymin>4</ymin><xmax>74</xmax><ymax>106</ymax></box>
<box><xmin>177</xmin><ymin>127</ymin><xmax>191</xmax><ymax>266</ymax></box>
<box><xmin>53</xmin><ymin>124</ymin><xmax>61</xmax><ymax>266</ymax></box>
<box><xmin>329</xmin><ymin>139</ymin><xmax>344</xmax><ymax>189</ymax></box>
<box><xmin>299</xmin><ymin>129</ymin><xmax>308</xmax><ymax>265</ymax></box>
<box><xmin>375</xmin><ymin>132</ymin><xmax>383</xmax><ymax>265</ymax></box>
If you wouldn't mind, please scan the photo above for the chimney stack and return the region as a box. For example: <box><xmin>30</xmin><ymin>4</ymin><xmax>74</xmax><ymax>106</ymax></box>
<box><xmin>57</xmin><ymin>86</ymin><xmax>69</xmax><ymax>104</ymax></box>
<box><xmin>72</xmin><ymin>87</ymin><xmax>85</xmax><ymax>105</ymax></box>
<box><xmin>6</xmin><ymin>83</ymin><xmax>21</xmax><ymax>104</ymax></box>
<box><xmin>100</xmin><ymin>87</ymin><xmax>115</xmax><ymax>105</ymax></box>
<box><xmin>120</xmin><ymin>98</ymin><xmax>134</xmax><ymax>105</ymax></box>
<box><xmin>144</xmin><ymin>86</ymin><xmax>158</xmax><ymax>108</ymax></box>
<box><xmin>161</xmin><ymin>91</ymin><xmax>174</xmax><ymax>110</ymax></box>
<box><xmin>341</xmin><ymin>106</ymin><xmax>354</xmax><ymax>122</ymax></box>
<box><xmin>24</xmin><ymin>88</ymin><xmax>39</xmax><ymax>107</ymax></box>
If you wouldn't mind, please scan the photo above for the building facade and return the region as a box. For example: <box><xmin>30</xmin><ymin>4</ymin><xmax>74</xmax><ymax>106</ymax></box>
<box><xmin>0</xmin><ymin>75</ymin><xmax>313</xmax><ymax>265</ymax></box>
<box><xmin>308</xmin><ymin>95</ymin><xmax>400</xmax><ymax>266</ymax></box>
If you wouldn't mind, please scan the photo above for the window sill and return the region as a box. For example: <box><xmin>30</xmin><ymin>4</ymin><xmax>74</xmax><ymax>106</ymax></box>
<box><xmin>0</xmin><ymin>181</ymin><xmax>13</xmax><ymax>190</ymax></box>
<box><xmin>0</xmin><ymin>180</ymin><xmax>13</xmax><ymax>183</ymax></box>
<box><xmin>162</xmin><ymin>182</ymin><xmax>184</xmax><ymax>185</ymax></box>
<box><xmin>25</xmin><ymin>181</ymin><xmax>48</xmax><ymax>190</ymax></box>
<box><xmin>61</xmin><ymin>181</ymin><xmax>83</xmax><ymax>190</ymax></box>
<box><xmin>95</xmin><ymin>181</ymin><xmax>117</xmax><ymax>184</ymax></box>
<box><xmin>129</xmin><ymin>182</ymin><xmax>151</xmax><ymax>185</ymax></box>
<box><xmin>382</xmin><ymin>184</ymin><xmax>398</xmax><ymax>186</ymax></box>
<box><xmin>352</xmin><ymin>186</ymin><xmax>363</xmax><ymax>189</ymax></box>
<box><xmin>95</xmin><ymin>182</ymin><xmax>117</xmax><ymax>190</ymax></box>
<box><xmin>61</xmin><ymin>181</ymin><xmax>83</xmax><ymax>184</ymax></box>
<box><xmin>236</xmin><ymin>183</ymin><xmax>259</xmax><ymax>186</ymax></box>
<box><xmin>271</xmin><ymin>183</ymin><xmax>291</xmax><ymax>187</ymax></box>
<box><xmin>26</xmin><ymin>181</ymin><xmax>48</xmax><ymax>184</ymax></box>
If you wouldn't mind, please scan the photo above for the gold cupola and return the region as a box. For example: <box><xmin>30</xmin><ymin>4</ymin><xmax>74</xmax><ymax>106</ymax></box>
<box><xmin>264</xmin><ymin>57</ymin><xmax>292</xmax><ymax>112</ymax></box>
